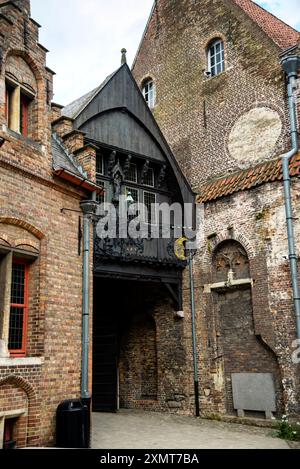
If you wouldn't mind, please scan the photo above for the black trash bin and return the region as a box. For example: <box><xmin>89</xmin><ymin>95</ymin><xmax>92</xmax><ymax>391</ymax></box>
<box><xmin>56</xmin><ymin>399</ymin><xmax>89</xmax><ymax>448</ymax></box>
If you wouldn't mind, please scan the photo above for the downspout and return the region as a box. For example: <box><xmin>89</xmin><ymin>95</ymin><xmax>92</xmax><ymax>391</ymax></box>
<box><xmin>189</xmin><ymin>252</ymin><xmax>200</xmax><ymax>417</ymax></box>
<box><xmin>80</xmin><ymin>195</ymin><xmax>98</xmax><ymax>447</ymax></box>
<box><xmin>281</xmin><ymin>55</ymin><xmax>300</xmax><ymax>341</ymax></box>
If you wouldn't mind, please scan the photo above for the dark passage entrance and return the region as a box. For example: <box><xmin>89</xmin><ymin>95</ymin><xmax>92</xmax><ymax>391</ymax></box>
<box><xmin>92</xmin><ymin>277</ymin><xmax>162</xmax><ymax>413</ymax></box>
<box><xmin>92</xmin><ymin>295</ymin><xmax>118</xmax><ymax>412</ymax></box>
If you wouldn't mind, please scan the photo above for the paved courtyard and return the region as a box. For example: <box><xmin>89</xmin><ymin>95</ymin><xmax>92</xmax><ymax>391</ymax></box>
<box><xmin>92</xmin><ymin>410</ymin><xmax>290</xmax><ymax>450</ymax></box>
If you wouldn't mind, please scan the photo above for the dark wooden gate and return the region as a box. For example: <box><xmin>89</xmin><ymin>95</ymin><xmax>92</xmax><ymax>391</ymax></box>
<box><xmin>92</xmin><ymin>309</ymin><xmax>118</xmax><ymax>412</ymax></box>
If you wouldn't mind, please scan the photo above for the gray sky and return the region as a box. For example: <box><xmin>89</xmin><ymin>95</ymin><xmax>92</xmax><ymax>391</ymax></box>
<box><xmin>30</xmin><ymin>0</ymin><xmax>300</xmax><ymax>106</ymax></box>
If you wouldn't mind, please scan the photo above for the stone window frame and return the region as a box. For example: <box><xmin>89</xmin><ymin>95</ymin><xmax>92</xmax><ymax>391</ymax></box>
<box><xmin>0</xmin><ymin>247</ymin><xmax>38</xmax><ymax>359</ymax></box>
<box><xmin>5</xmin><ymin>76</ymin><xmax>36</xmax><ymax>138</ymax></box>
<box><xmin>0</xmin><ymin>409</ymin><xmax>27</xmax><ymax>450</ymax></box>
<box><xmin>207</xmin><ymin>38</ymin><xmax>225</xmax><ymax>77</ymax></box>
<box><xmin>142</xmin><ymin>78</ymin><xmax>156</xmax><ymax>109</ymax></box>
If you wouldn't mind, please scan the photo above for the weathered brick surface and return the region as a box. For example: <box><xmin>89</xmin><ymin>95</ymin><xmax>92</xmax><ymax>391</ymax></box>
<box><xmin>133</xmin><ymin>0</ymin><xmax>300</xmax><ymax>417</ymax></box>
<box><xmin>0</xmin><ymin>1</ymin><xmax>93</xmax><ymax>447</ymax></box>
<box><xmin>133</xmin><ymin>0</ymin><xmax>294</xmax><ymax>189</ymax></box>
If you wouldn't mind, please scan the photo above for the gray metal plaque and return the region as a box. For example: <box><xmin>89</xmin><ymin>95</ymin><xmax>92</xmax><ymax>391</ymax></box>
<box><xmin>232</xmin><ymin>373</ymin><xmax>276</xmax><ymax>412</ymax></box>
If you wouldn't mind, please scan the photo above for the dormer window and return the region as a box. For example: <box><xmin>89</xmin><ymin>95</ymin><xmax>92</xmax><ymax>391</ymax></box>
<box><xmin>142</xmin><ymin>79</ymin><xmax>156</xmax><ymax>109</ymax></box>
<box><xmin>207</xmin><ymin>39</ymin><xmax>225</xmax><ymax>77</ymax></box>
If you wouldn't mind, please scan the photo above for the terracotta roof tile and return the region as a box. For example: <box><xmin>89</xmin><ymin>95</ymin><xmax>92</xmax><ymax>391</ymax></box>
<box><xmin>232</xmin><ymin>0</ymin><xmax>299</xmax><ymax>49</ymax></box>
<box><xmin>197</xmin><ymin>152</ymin><xmax>300</xmax><ymax>203</ymax></box>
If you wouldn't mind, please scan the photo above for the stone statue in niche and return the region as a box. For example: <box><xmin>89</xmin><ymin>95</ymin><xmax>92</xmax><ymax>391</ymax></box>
<box><xmin>108</xmin><ymin>151</ymin><xmax>117</xmax><ymax>177</ymax></box>
<box><xmin>213</xmin><ymin>241</ymin><xmax>250</xmax><ymax>283</ymax></box>
<box><xmin>124</xmin><ymin>155</ymin><xmax>132</xmax><ymax>179</ymax></box>
<box><xmin>112</xmin><ymin>160</ymin><xmax>124</xmax><ymax>204</ymax></box>
<box><xmin>158</xmin><ymin>165</ymin><xmax>167</xmax><ymax>188</ymax></box>
<box><xmin>141</xmin><ymin>160</ymin><xmax>150</xmax><ymax>184</ymax></box>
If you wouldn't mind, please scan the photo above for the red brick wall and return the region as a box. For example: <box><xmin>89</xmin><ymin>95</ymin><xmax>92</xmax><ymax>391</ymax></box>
<box><xmin>0</xmin><ymin>1</ymin><xmax>93</xmax><ymax>447</ymax></box>
<box><xmin>133</xmin><ymin>0</ymin><xmax>300</xmax><ymax>417</ymax></box>
<box><xmin>133</xmin><ymin>0</ymin><xmax>291</xmax><ymax>190</ymax></box>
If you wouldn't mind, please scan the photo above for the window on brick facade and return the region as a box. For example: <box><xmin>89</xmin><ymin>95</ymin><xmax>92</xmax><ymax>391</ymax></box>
<box><xmin>142</xmin><ymin>79</ymin><xmax>156</xmax><ymax>109</ymax></box>
<box><xmin>20</xmin><ymin>92</ymin><xmax>32</xmax><ymax>138</ymax></box>
<box><xmin>5</xmin><ymin>80</ymin><xmax>34</xmax><ymax>138</ymax></box>
<box><xmin>8</xmin><ymin>261</ymin><xmax>29</xmax><ymax>356</ymax></box>
<box><xmin>3</xmin><ymin>418</ymin><xmax>17</xmax><ymax>450</ymax></box>
<box><xmin>5</xmin><ymin>83</ymin><xmax>14</xmax><ymax>127</ymax></box>
<box><xmin>207</xmin><ymin>39</ymin><xmax>225</xmax><ymax>77</ymax></box>
<box><xmin>0</xmin><ymin>250</ymin><xmax>35</xmax><ymax>358</ymax></box>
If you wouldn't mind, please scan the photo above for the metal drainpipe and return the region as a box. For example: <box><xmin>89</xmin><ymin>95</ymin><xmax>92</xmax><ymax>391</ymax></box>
<box><xmin>189</xmin><ymin>252</ymin><xmax>200</xmax><ymax>417</ymax></box>
<box><xmin>80</xmin><ymin>195</ymin><xmax>97</xmax><ymax>447</ymax></box>
<box><xmin>281</xmin><ymin>55</ymin><xmax>300</xmax><ymax>341</ymax></box>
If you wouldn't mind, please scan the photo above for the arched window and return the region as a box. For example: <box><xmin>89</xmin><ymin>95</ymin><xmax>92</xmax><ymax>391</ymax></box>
<box><xmin>142</xmin><ymin>79</ymin><xmax>156</xmax><ymax>109</ymax></box>
<box><xmin>207</xmin><ymin>39</ymin><xmax>225</xmax><ymax>77</ymax></box>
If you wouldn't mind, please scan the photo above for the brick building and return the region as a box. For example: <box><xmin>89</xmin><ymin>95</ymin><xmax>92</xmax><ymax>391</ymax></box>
<box><xmin>0</xmin><ymin>0</ymin><xmax>103</xmax><ymax>448</ymax></box>
<box><xmin>133</xmin><ymin>0</ymin><xmax>300</xmax><ymax>417</ymax></box>
<box><xmin>0</xmin><ymin>0</ymin><xmax>196</xmax><ymax>448</ymax></box>
<box><xmin>1</xmin><ymin>0</ymin><xmax>300</xmax><ymax>449</ymax></box>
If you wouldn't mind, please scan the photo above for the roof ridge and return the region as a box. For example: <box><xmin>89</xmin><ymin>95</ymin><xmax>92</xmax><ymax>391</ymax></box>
<box><xmin>62</xmin><ymin>66</ymin><xmax>122</xmax><ymax>120</ymax></box>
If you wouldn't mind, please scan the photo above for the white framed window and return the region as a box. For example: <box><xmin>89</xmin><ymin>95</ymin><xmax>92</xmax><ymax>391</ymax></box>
<box><xmin>143</xmin><ymin>191</ymin><xmax>157</xmax><ymax>224</ymax></box>
<box><xmin>143</xmin><ymin>168</ymin><xmax>154</xmax><ymax>188</ymax></box>
<box><xmin>142</xmin><ymin>79</ymin><xmax>156</xmax><ymax>109</ymax></box>
<box><xmin>208</xmin><ymin>39</ymin><xmax>225</xmax><ymax>77</ymax></box>
<box><xmin>125</xmin><ymin>163</ymin><xmax>138</xmax><ymax>184</ymax></box>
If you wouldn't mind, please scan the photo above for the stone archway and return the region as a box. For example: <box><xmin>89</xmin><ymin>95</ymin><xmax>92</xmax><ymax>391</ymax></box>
<box><xmin>212</xmin><ymin>240</ymin><xmax>283</xmax><ymax>417</ymax></box>
<box><xmin>0</xmin><ymin>375</ymin><xmax>40</xmax><ymax>447</ymax></box>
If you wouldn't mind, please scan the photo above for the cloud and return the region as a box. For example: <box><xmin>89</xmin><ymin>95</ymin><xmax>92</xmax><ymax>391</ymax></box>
<box><xmin>31</xmin><ymin>0</ymin><xmax>154</xmax><ymax>104</ymax></box>
<box><xmin>256</xmin><ymin>1</ymin><xmax>300</xmax><ymax>29</ymax></box>
<box><xmin>30</xmin><ymin>1</ymin><xmax>299</xmax><ymax>105</ymax></box>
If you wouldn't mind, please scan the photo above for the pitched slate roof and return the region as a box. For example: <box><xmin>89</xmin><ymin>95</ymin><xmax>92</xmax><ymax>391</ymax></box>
<box><xmin>52</xmin><ymin>133</ymin><xmax>86</xmax><ymax>176</ymax></box>
<box><xmin>62</xmin><ymin>70</ymin><xmax>118</xmax><ymax>120</ymax></box>
<box><xmin>197</xmin><ymin>152</ymin><xmax>300</xmax><ymax>203</ymax></box>
<box><xmin>232</xmin><ymin>0</ymin><xmax>299</xmax><ymax>49</ymax></box>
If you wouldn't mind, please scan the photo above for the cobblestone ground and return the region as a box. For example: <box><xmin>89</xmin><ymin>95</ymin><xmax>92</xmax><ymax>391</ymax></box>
<box><xmin>92</xmin><ymin>410</ymin><xmax>290</xmax><ymax>449</ymax></box>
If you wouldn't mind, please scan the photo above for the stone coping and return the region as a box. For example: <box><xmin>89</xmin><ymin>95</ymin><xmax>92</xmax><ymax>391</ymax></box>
<box><xmin>0</xmin><ymin>357</ymin><xmax>44</xmax><ymax>367</ymax></box>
